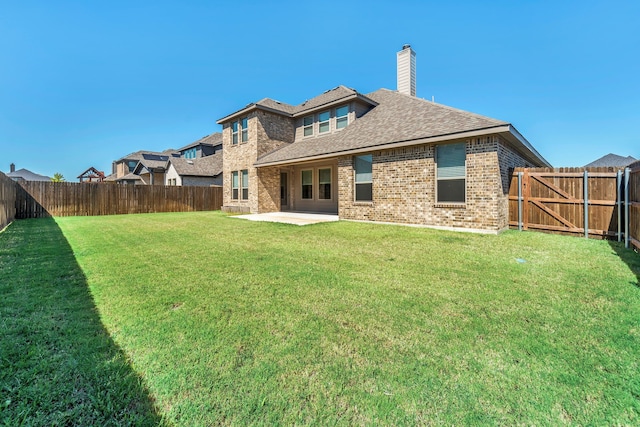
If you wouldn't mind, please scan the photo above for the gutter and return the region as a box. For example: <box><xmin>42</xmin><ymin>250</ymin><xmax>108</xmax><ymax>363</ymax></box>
<box><xmin>254</xmin><ymin>124</ymin><xmax>551</xmax><ymax>168</ymax></box>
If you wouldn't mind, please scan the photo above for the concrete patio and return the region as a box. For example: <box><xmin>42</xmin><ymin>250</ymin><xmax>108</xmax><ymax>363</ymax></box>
<box><xmin>231</xmin><ymin>212</ymin><xmax>339</xmax><ymax>226</ymax></box>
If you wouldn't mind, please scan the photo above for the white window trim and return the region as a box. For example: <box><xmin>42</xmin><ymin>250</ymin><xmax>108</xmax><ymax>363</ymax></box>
<box><xmin>241</xmin><ymin>169</ymin><xmax>249</xmax><ymax>200</ymax></box>
<box><xmin>354</xmin><ymin>155</ymin><xmax>373</xmax><ymax>202</ymax></box>
<box><xmin>232</xmin><ymin>121</ymin><xmax>238</xmax><ymax>145</ymax></box>
<box><xmin>435</xmin><ymin>142</ymin><xmax>467</xmax><ymax>205</ymax></box>
<box><xmin>336</xmin><ymin>105</ymin><xmax>349</xmax><ymax>130</ymax></box>
<box><xmin>241</xmin><ymin>117</ymin><xmax>248</xmax><ymax>143</ymax></box>
<box><xmin>303</xmin><ymin>115</ymin><xmax>314</xmax><ymax>137</ymax></box>
<box><xmin>318</xmin><ymin>166</ymin><xmax>333</xmax><ymax>201</ymax></box>
<box><xmin>231</xmin><ymin>171</ymin><xmax>239</xmax><ymax>200</ymax></box>
<box><xmin>318</xmin><ymin>111</ymin><xmax>330</xmax><ymax>134</ymax></box>
<box><xmin>301</xmin><ymin>169</ymin><xmax>313</xmax><ymax>200</ymax></box>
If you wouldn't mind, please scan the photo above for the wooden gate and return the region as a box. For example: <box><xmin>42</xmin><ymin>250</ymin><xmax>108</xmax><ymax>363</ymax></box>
<box><xmin>508</xmin><ymin>168</ymin><xmax>621</xmax><ymax>239</ymax></box>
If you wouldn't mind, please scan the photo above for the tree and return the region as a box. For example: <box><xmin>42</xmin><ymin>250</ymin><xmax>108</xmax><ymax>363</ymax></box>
<box><xmin>51</xmin><ymin>173</ymin><xmax>65</xmax><ymax>182</ymax></box>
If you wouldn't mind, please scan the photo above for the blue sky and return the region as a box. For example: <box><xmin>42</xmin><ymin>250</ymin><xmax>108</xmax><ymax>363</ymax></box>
<box><xmin>1</xmin><ymin>0</ymin><xmax>638</xmax><ymax>181</ymax></box>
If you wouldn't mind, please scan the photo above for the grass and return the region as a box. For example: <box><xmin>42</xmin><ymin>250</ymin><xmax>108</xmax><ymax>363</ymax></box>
<box><xmin>2</xmin><ymin>211</ymin><xmax>639</xmax><ymax>425</ymax></box>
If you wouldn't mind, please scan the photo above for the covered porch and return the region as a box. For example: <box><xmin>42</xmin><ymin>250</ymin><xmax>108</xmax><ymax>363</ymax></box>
<box><xmin>259</xmin><ymin>159</ymin><xmax>339</xmax><ymax>214</ymax></box>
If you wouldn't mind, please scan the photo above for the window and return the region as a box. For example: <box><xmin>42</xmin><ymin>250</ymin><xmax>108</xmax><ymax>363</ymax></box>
<box><xmin>184</xmin><ymin>148</ymin><xmax>197</xmax><ymax>159</ymax></box>
<box><xmin>336</xmin><ymin>105</ymin><xmax>349</xmax><ymax>129</ymax></box>
<box><xmin>241</xmin><ymin>169</ymin><xmax>249</xmax><ymax>200</ymax></box>
<box><xmin>318</xmin><ymin>168</ymin><xmax>331</xmax><ymax>200</ymax></box>
<box><xmin>354</xmin><ymin>155</ymin><xmax>373</xmax><ymax>201</ymax></box>
<box><xmin>301</xmin><ymin>170</ymin><xmax>313</xmax><ymax>199</ymax></box>
<box><xmin>303</xmin><ymin>116</ymin><xmax>313</xmax><ymax>137</ymax></box>
<box><xmin>127</xmin><ymin>160</ymin><xmax>137</xmax><ymax>172</ymax></box>
<box><xmin>436</xmin><ymin>142</ymin><xmax>466</xmax><ymax>203</ymax></box>
<box><xmin>232</xmin><ymin>121</ymin><xmax>238</xmax><ymax>145</ymax></box>
<box><xmin>232</xmin><ymin>171</ymin><xmax>239</xmax><ymax>199</ymax></box>
<box><xmin>241</xmin><ymin>117</ymin><xmax>248</xmax><ymax>142</ymax></box>
<box><xmin>318</xmin><ymin>111</ymin><xmax>330</xmax><ymax>133</ymax></box>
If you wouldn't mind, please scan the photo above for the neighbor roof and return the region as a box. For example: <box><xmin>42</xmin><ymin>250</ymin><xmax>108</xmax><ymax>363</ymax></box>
<box><xmin>216</xmin><ymin>86</ymin><xmax>377</xmax><ymax>123</ymax></box>
<box><xmin>7</xmin><ymin>168</ymin><xmax>51</xmax><ymax>181</ymax></box>
<box><xmin>177</xmin><ymin>132</ymin><xmax>223</xmax><ymax>152</ymax></box>
<box><xmin>584</xmin><ymin>153</ymin><xmax>637</xmax><ymax>168</ymax></box>
<box><xmin>255</xmin><ymin>89</ymin><xmax>550</xmax><ymax>167</ymax></box>
<box><xmin>116</xmin><ymin>150</ymin><xmax>176</xmax><ymax>163</ymax></box>
<box><xmin>169</xmin><ymin>152</ymin><xmax>223</xmax><ymax>177</ymax></box>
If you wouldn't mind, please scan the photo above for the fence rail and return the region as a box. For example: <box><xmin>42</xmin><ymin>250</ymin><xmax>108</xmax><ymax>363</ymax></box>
<box><xmin>0</xmin><ymin>172</ymin><xmax>16</xmax><ymax>230</ymax></box>
<box><xmin>509</xmin><ymin>166</ymin><xmax>639</xmax><ymax>250</ymax></box>
<box><xmin>630</xmin><ymin>163</ymin><xmax>640</xmax><ymax>251</ymax></box>
<box><xmin>15</xmin><ymin>182</ymin><xmax>222</xmax><ymax>218</ymax></box>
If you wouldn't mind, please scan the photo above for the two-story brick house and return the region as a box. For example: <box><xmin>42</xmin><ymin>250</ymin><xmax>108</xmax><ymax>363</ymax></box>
<box><xmin>217</xmin><ymin>46</ymin><xmax>550</xmax><ymax>232</ymax></box>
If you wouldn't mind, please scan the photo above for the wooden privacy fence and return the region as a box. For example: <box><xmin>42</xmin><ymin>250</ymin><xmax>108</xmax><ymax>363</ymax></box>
<box><xmin>629</xmin><ymin>163</ymin><xmax>640</xmax><ymax>251</ymax></box>
<box><xmin>0</xmin><ymin>172</ymin><xmax>16</xmax><ymax>230</ymax></box>
<box><xmin>509</xmin><ymin>166</ymin><xmax>639</xmax><ymax>250</ymax></box>
<box><xmin>15</xmin><ymin>182</ymin><xmax>223</xmax><ymax>218</ymax></box>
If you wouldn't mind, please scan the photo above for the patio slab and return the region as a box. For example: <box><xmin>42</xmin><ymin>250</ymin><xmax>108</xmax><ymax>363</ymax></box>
<box><xmin>231</xmin><ymin>212</ymin><xmax>339</xmax><ymax>226</ymax></box>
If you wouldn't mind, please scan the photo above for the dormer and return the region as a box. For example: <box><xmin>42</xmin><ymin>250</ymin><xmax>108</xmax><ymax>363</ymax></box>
<box><xmin>291</xmin><ymin>86</ymin><xmax>377</xmax><ymax>142</ymax></box>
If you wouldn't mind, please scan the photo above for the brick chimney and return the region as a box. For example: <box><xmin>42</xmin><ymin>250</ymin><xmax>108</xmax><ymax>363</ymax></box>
<box><xmin>10</xmin><ymin>163</ymin><xmax>15</xmax><ymax>173</ymax></box>
<box><xmin>397</xmin><ymin>44</ymin><xmax>416</xmax><ymax>97</ymax></box>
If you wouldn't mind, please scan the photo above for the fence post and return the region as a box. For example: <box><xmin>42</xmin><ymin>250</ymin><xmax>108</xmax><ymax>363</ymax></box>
<box><xmin>617</xmin><ymin>170</ymin><xmax>622</xmax><ymax>242</ymax></box>
<box><xmin>517</xmin><ymin>171</ymin><xmax>523</xmax><ymax>231</ymax></box>
<box><xmin>625</xmin><ymin>167</ymin><xmax>630</xmax><ymax>248</ymax></box>
<box><xmin>583</xmin><ymin>170</ymin><xmax>589</xmax><ymax>239</ymax></box>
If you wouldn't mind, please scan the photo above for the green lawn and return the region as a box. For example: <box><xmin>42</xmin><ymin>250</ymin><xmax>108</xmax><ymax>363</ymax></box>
<box><xmin>1</xmin><ymin>212</ymin><xmax>639</xmax><ymax>425</ymax></box>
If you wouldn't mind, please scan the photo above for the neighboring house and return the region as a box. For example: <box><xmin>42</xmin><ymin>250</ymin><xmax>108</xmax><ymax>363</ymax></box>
<box><xmin>6</xmin><ymin>163</ymin><xmax>51</xmax><ymax>182</ymax></box>
<box><xmin>108</xmin><ymin>150</ymin><xmax>178</xmax><ymax>185</ymax></box>
<box><xmin>176</xmin><ymin>133</ymin><xmax>222</xmax><ymax>159</ymax></box>
<box><xmin>217</xmin><ymin>45</ymin><xmax>550</xmax><ymax>232</ymax></box>
<box><xmin>77</xmin><ymin>167</ymin><xmax>106</xmax><ymax>183</ymax></box>
<box><xmin>165</xmin><ymin>152</ymin><xmax>223</xmax><ymax>186</ymax></box>
<box><xmin>584</xmin><ymin>153</ymin><xmax>637</xmax><ymax>168</ymax></box>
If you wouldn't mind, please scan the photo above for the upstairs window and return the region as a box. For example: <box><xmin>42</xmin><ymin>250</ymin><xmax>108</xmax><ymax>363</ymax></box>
<box><xmin>354</xmin><ymin>155</ymin><xmax>373</xmax><ymax>201</ymax></box>
<box><xmin>336</xmin><ymin>105</ymin><xmax>349</xmax><ymax>129</ymax></box>
<box><xmin>241</xmin><ymin>117</ymin><xmax>248</xmax><ymax>142</ymax></box>
<box><xmin>184</xmin><ymin>148</ymin><xmax>197</xmax><ymax>159</ymax></box>
<box><xmin>436</xmin><ymin>142</ymin><xmax>466</xmax><ymax>203</ymax></box>
<box><xmin>241</xmin><ymin>170</ymin><xmax>249</xmax><ymax>200</ymax></box>
<box><xmin>232</xmin><ymin>121</ymin><xmax>239</xmax><ymax>145</ymax></box>
<box><xmin>318</xmin><ymin>111</ymin><xmax>330</xmax><ymax>133</ymax></box>
<box><xmin>301</xmin><ymin>170</ymin><xmax>313</xmax><ymax>199</ymax></box>
<box><xmin>127</xmin><ymin>160</ymin><xmax>137</xmax><ymax>172</ymax></box>
<box><xmin>232</xmin><ymin>171</ymin><xmax>239</xmax><ymax>199</ymax></box>
<box><xmin>303</xmin><ymin>116</ymin><xmax>313</xmax><ymax>137</ymax></box>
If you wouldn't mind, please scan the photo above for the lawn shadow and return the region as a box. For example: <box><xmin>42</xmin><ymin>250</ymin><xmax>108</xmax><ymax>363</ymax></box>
<box><xmin>608</xmin><ymin>239</ymin><xmax>640</xmax><ymax>288</ymax></box>
<box><xmin>0</xmin><ymin>218</ymin><xmax>164</xmax><ymax>426</ymax></box>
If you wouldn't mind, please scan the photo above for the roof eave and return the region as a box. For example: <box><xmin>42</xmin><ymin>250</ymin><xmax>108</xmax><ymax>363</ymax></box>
<box><xmin>255</xmin><ymin>125</ymin><xmax>513</xmax><ymax>167</ymax></box>
<box><xmin>217</xmin><ymin>104</ymin><xmax>292</xmax><ymax>124</ymax></box>
<box><xmin>292</xmin><ymin>93</ymin><xmax>379</xmax><ymax>117</ymax></box>
<box><xmin>501</xmin><ymin>125</ymin><xmax>552</xmax><ymax>167</ymax></box>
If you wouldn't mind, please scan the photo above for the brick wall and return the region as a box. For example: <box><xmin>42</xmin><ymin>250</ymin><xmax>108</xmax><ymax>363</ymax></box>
<box><xmin>338</xmin><ymin>136</ymin><xmax>531</xmax><ymax>232</ymax></box>
<box><xmin>222</xmin><ymin>110</ymin><xmax>293</xmax><ymax>213</ymax></box>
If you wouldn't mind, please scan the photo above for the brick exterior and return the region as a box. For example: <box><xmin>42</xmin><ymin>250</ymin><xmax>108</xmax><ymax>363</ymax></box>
<box><xmin>222</xmin><ymin>110</ymin><xmax>293</xmax><ymax>213</ymax></box>
<box><xmin>220</xmin><ymin>97</ymin><xmax>540</xmax><ymax>231</ymax></box>
<box><xmin>338</xmin><ymin>135</ymin><xmax>533</xmax><ymax>232</ymax></box>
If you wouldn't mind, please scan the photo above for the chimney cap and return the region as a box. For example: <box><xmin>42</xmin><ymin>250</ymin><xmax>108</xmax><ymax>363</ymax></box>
<box><xmin>402</xmin><ymin>44</ymin><xmax>411</xmax><ymax>50</ymax></box>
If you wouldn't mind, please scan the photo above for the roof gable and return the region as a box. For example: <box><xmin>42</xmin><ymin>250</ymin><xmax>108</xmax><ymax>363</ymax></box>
<box><xmin>255</xmin><ymin>88</ymin><xmax>512</xmax><ymax>165</ymax></box>
<box><xmin>169</xmin><ymin>152</ymin><xmax>223</xmax><ymax>177</ymax></box>
<box><xmin>584</xmin><ymin>153</ymin><xmax>637</xmax><ymax>168</ymax></box>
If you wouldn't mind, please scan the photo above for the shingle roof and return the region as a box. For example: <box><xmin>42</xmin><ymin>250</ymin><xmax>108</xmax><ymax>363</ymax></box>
<box><xmin>169</xmin><ymin>152</ymin><xmax>223</xmax><ymax>177</ymax></box>
<box><xmin>255</xmin><ymin>89</ymin><xmax>511</xmax><ymax>165</ymax></box>
<box><xmin>177</xmin><ymin>133</ymin><xmax>223</xmax><ymax>152</ymax></box>
<box><xmin>216</xmin><ymin>86</ymin><xmax>377</xmax><ymax>123</ymax></box>
<box><xmin>293</xmin><ymin>86</ymin><xmax>376</xmax><ymax>116</ymax></box>
<box><xmin>7</xmin><ymin>168</ymin><xmax>51</xmax><ymax>181</ymax></box>
<box><xmin>115</xmin><ymin>173</ymin><xmax>142</xmax><ymax>181</ymax></box>
<box><xmin>116</xmin><ymin>150</ymin><xmax>175</xmax><ymax>163</ymax></box>
<box><xmin>584</xmin><ymin>153</ymin><xmax>637</xmax><ymax>168</ymax></box>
